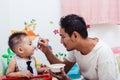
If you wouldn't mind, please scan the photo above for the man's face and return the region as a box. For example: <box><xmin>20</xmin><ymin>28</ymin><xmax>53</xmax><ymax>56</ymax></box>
<box><xmin>59</xmin><ymin>27</ymin><xmax>75</xmax><ymax>51</ymax></box>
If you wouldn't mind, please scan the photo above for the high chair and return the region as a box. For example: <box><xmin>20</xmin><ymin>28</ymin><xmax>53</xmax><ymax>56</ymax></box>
<box><xmin>0</xmin><ymin>73</ymin><xmax>52</xmax><ymax>80</ymax></box>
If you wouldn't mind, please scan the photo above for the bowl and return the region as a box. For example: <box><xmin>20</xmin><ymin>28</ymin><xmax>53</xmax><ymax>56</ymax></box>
<box><xmin>48</xmin><ymin>63</ymin><xmax>65</xmax><ymax>73</ymax></box>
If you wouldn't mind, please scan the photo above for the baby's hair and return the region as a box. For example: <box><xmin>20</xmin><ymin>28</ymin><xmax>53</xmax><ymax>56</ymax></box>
<box><xmin>8</xmin><ymin>32</ymin><xmax>27</xmax><ymax>52</ymax></box>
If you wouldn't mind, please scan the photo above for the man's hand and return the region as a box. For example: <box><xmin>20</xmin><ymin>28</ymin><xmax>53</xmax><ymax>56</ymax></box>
<box><xmin>37</xmin><ymin>38</ymin><xmax>50</xmax><ymax>53</ymax></box>
<box><xmin>50</xmin><ymin>68</ymin><xmax>70</xmax><ymax>80</ymax></box>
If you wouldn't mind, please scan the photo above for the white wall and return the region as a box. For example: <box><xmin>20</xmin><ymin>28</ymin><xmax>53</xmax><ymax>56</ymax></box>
<box><xmin>88</xmin><ymin>24</ymin><xmax>120</xmax><ymax>48</ymax></box>
<box><xmin>0</xmin><ymin>0</ymin><xmax>9</xmax><ymax>54</ymax></box>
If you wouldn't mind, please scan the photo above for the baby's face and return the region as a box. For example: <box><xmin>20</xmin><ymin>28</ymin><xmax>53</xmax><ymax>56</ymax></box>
<box><xmin>20</xmin><ymin>36</ymin><xmax>34</xmax><ymax>57</ymax></box>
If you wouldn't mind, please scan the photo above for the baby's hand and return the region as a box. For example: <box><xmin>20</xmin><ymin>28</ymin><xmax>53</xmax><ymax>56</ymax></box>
<box><xmin>19</xmin><ymin>70</ymin><xmax>33</xmax><ymax>78</ymax></box>
<box><xmin>43</xmin><ymin>67</ymin><xmax>49</xmax><ymax>72</ymax></box>
<box><xmin>38</xmin><ymin>67</ymin><xmax>49</xmax><ymax>74</ymax></box>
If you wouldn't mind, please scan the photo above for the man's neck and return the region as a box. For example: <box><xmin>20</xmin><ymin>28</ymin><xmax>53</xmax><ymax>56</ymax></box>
<box><xmin>78</xmin><ymin>38</ymin><xmax>98</xmax><ymax>55</ymax></box>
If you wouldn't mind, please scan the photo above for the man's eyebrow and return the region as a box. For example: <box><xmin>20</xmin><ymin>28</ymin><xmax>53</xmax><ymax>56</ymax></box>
<box><xmin>60</xmin><ymin>34</ymin><xmax>64</xmax><ymax>37</ymax></box>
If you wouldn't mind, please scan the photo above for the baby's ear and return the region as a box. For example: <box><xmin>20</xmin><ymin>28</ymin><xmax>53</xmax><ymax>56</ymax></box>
<box><xmin>18</xmin><ymin>47</ymin><xmax>24</xmax><ymax>53</ymax></box>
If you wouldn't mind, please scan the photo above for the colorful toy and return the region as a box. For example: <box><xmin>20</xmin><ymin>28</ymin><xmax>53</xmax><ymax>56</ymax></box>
<box><xmin>0</xmin><ymin>57</ymin><xmax>7</xmax><ymax>76</ymax></box>
<box><xmin>35</xmin><ymin>59</ymin><xmax>41</xmax><ymax>69</ymax></box>
<box><xmin>0</xmin><ymin>70</ymin><xmax>2</xmax><ymax>76</ymax></box>
<box><xmin>67</xmin><ymin>63</ymin><xmax>81</xmax><ymax>79</ymax></box>
<box><xmin>2</xmin><ymin>47</ymin><xmax>16</xmax><ymax>64</ymax></box>
<box><xmin>1</xmin><ymin>48</ymin><xmax>15</xmax><ymax>75</ymax></box>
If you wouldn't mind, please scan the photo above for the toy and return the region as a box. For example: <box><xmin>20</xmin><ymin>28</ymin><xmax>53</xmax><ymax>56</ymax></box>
<box><xmin>67</xmin><ymin>63</ymin><xmax>81</xmax><ymax>79</ymax></box>
<box><xmin>2</xmin><ymin>48</ymin><xmax>16</xmax><ymax>64</ymax></box>
<box><xmin>1</xmin><ymin>48</ymin><xmax>15</xmax><ymax>75</ymax></box>
<box><xmin>0</xmin><ymin>58</ymin><xmax>7</xmax><ymax>76</ymax></box>
<box><xmin>0</xmin><ymin>70</ymin><xmax>2</xmax><ymax>76</ymax></box>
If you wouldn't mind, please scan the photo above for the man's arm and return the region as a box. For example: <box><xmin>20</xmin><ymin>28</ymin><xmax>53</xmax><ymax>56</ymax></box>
<box><xmin>37</xmin><ymin>38</ymin><xmax>75</xmax><ymax>73</ymax></box>
<box><xmin>44</xmin><ymin>49</ymin><xmax>75</xmax><ymax>72</ymax></box>
<box><xmin>38</xmin><ymin>42</ymin><xmax>74</xmax><ymax>73</ymax></box>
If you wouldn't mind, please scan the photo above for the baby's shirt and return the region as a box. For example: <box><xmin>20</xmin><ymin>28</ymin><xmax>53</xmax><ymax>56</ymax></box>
<box><xmin>15</xmin><ymin>56</ymin><xmax>38</xmax><ymax>76</ymax></box>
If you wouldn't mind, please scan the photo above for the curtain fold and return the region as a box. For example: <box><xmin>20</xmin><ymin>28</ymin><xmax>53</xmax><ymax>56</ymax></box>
<box><xmin>61</xmin><ymin>0</ymin><xmax>120</xmax><ymax>25</ymax></box>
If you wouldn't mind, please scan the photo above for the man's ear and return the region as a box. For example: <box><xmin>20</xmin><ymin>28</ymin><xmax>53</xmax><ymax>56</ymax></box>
<box><xmin>71</xmin><ymin>31</ymin><xmax>79</xmax><ymax>41</ymax></box>
<box><xmin>72</xmin><ymin>31</ymin><xmax>78</xmax><ymax>38</ymax></box>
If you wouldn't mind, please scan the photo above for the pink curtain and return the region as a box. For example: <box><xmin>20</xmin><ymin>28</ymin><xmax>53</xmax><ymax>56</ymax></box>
<box><xmin>61</xmin><ymin>0</ymin><xmax>120</xmax><ymax>25</ymax></box>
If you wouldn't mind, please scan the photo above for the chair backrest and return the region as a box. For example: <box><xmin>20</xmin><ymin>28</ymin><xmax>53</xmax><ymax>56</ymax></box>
<box><xmin>0</xmin><ymin>56</ymin><xmax>8</xmax><ymax>76</ymax></box>
<box><xmin>67</xmin><ymin>63</ymin><xmax>81</xmax><ymax>79</ymax></box>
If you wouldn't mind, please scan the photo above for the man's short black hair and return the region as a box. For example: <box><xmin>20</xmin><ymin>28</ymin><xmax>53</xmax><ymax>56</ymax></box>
<box><xmin>60</xmin><ymin>14</ymin><xmax>88</xmax><ymax>38</ymax></box>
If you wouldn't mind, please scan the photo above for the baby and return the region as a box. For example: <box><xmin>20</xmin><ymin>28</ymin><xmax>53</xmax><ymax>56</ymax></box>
<box><xmin>6</xmin><ymin>32</ymin><xmax>48</xmax><ymax>78</ymax></box>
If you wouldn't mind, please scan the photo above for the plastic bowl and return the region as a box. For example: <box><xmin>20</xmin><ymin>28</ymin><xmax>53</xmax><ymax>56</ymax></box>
<box><xmin>48</xmin><ymin>64</ymin><xmax>65</xmax><ymax>73</ymax></box>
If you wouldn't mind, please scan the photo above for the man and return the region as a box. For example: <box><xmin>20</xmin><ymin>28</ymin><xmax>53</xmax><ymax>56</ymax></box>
<box><xmin>37</xmin><ymin>14</ymin><xmax>119</xmax><ymax>80</ymax></box>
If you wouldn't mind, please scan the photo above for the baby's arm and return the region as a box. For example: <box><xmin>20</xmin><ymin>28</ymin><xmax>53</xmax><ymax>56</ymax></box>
<box><xmin>37</xmin><ymin>67</ymin><xmax>48</xmax><ymax>74</ymax></box>
<box><xmin>6</xmin><ymin>58</ymin><xmax>33</xmax><ymax>78</ymax></box>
